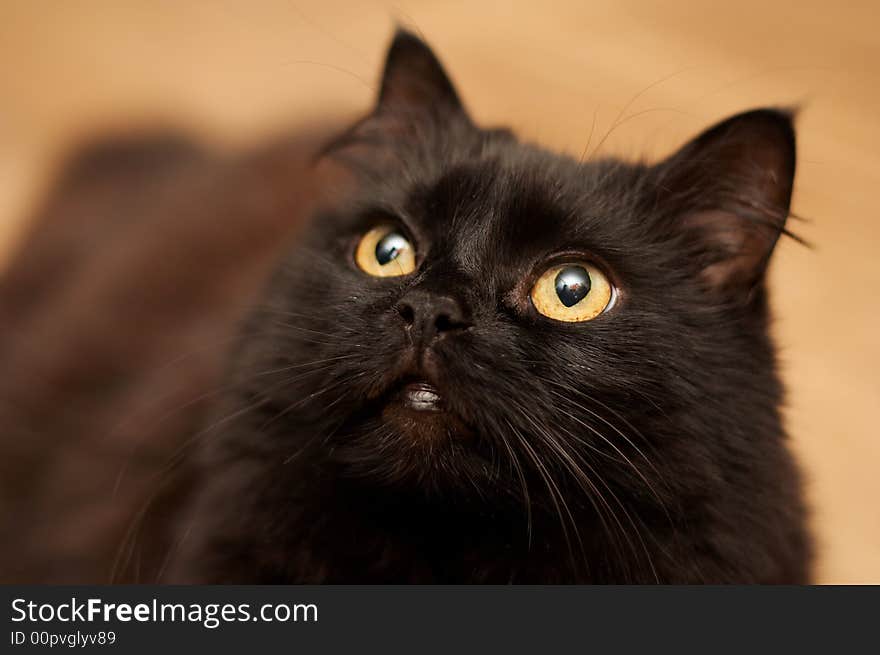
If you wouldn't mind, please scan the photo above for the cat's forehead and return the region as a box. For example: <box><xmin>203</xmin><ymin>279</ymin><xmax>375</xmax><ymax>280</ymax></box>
<box><xmin>401</xmin><ymin>144</ymin><xmax>642</xmax><ymax>273</ymax></box>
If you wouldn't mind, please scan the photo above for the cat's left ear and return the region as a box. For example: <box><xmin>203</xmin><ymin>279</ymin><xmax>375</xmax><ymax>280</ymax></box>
<box><xmin>375</xmin><ymin>28</ymin><xmax>468</xmax><ymax>121</ymax></box>
<box><xmin>654</xmin><ymin>108</ymin><xmax>797</xmax><ymax>295</ymax></box>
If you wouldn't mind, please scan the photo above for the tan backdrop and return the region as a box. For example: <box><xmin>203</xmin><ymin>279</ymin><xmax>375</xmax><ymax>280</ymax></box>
<box><xmin>1</xmin><ymin>0</ymin><xmax>877</xmax><ymax>582</ymax></box>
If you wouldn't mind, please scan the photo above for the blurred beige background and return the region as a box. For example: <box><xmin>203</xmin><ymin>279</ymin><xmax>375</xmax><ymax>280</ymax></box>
<box><xmin>0</xmin><ymin>0</ymin><xmax>877</xmax><ymax>582</ymax></box>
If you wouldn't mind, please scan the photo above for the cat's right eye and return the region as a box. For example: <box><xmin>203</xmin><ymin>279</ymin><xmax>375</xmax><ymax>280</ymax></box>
<box><xmin>355</xmin><ymin>225</ymin><xmax>416</xmax><ymax>277</ymax></box>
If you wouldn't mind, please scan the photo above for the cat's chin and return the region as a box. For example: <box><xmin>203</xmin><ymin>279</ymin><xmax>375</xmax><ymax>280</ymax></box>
<box><xmin>324</xmin><ymin>374</ymin><xmax>497</xmax><ymax>494</ymax></box>
<box><xmin>379</xmin><ymin>377</ymin><xmax>473</xmax><ymax>443</ymax></box>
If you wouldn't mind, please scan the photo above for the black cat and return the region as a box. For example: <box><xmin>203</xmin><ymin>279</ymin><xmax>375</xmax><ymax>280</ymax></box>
<box><xmin>169</xmin><ymin>30</ymin><xmax>810</xmax><ymax>583</ymax></box>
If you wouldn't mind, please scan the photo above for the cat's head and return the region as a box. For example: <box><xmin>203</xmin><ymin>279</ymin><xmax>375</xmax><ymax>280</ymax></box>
<box><xmin>237</xmin><ymin>30</ymin><xmax>796</xmax><ymax>511</ymax></box>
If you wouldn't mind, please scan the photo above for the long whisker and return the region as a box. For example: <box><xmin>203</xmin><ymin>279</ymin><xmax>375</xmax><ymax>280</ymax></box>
<box><xmin>586</xmin><ymin>67</ymin><xmax>695</xmax><ymax>160</ymax></box>
<box><xmin>504</xmin><ymin>418</ymin><xmax>581</xmax><ymax>574</ymax></box>
<box><xmin>517</xmin><ymin>407</ymin><xmax>644</xmax><ymax>577</ymax></box>
<box><xmin>497</xmin><ymin>430</ymin><xmax>533</xmax><ymax>549</ymax></box>
<box><xmin>550</xmin><ymin>419</ymin><xmax>661</xmax><ymax>583</ymax></box>
<box><xmin>110</xmin><ymin>354</ymin><xmax>353</xmax><ymax>496</ymax></box>
<box><xmin>547</xmin><ymin>389</ymin><xmax>665</xmax><ymax>507</ymax></box>
<box><xmin>546</xmin><ymin>382</ymin><xmax>659</xmax><ymax>463</ymax></box>
<box><xmin>505</xmin><ymin>389</ymin><xmax>664</xmax><ymax>582</ymax></box>
<box><xmin>249</xmin><ymin>353</ymin><xmax>360</xmax><ymax>379</ymax></box>
<box><xmin>257</xmin><ymin>372</ymin><xmax>365</xmax><ymax>432</ymax></box>
<box><xmin>542</xmin><ymin>384</ymin><xmax>674</xmax><ymax>532</ymax></box>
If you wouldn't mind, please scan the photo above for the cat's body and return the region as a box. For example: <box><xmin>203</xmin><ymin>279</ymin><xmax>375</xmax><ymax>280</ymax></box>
<box><xmin>0</xmin><ymin>31</ymin><xmax>810</xmax><ymax>583</ymax></box>
<box><xmin>0</xmin><ymin>128</ymin><xmax>337</xmax><ymax>582</ymax></box>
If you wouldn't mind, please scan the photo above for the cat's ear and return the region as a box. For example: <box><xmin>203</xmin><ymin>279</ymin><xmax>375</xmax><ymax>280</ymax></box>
<box><xmin>319</xmin><ymin>29</ymin><xmax>469</xmax><ymax>166</ymax></box>
<box><xmin>374</xmin><ymin>28</ymin><xmax>467</xmax><ymax>121</ymax></box>
<box><xmin>655</xmin><ymin>108</ymin><xmax>797</xmax><ymax>295</ymax></box>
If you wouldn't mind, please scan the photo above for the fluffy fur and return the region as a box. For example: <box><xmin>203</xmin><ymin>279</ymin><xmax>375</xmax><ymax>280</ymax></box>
<box><xmin>166</xmin><ymin>31</ymin><xmax>810</xmax><ymax>583</ymax></box>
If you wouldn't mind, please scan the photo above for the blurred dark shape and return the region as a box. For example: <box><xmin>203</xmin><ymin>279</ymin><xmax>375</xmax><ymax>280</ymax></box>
<box><xmin>0</xmin><ymin>121</ymin><xmax>342</xmax><ymax>582</ymax></box>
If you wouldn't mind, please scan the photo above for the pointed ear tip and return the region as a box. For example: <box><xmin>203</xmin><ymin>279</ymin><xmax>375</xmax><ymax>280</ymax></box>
<box><xmin>391</xmin><ymin>25</ymin><xmax>419</xmax><ymax>40</ymax></box>
<box><xmin>717</xmin><ymin>108</ymin><xmax>797</xmax><ymax>159</ymax></box>
<box><xmin>388</xmin><ymin>26</ymin><xmax>429</xmax><ymax>53</ymax></box>
<box><xmin>732</xmin><ymin>107</ymin><xmax>795</xmax><ymax>127</ymax></box>
<box><xmin>375</xmin><ymin>26</ymin><xmax>466</xmax><ymax>118</ymax></box>
<box><xmin>745</xmin><ymin>107</ymin><xmax>798</xmax><ymax>136</ymax></box>
<box><xmin>780</xmin><ymin>104</ymin><xmax>801</xmax><ymax>120</ymax></box>
<box><xmin>765</xmin><ymin>108</ymin><xmax>798</xmax><ymax>157</ymax></box>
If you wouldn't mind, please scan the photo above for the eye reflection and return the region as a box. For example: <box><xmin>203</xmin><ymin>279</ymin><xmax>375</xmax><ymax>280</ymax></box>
<box><xmin>355</xmin><ymin>225</ymin><xmax>416</xmax><ymax>277</ymax></box>
<box><xmin>530</xmin><ymin>261</ymin><xmax>613</xmax><ymax>322</ymax></box>
<box><xmin>375</xmin><ymin>232</ymin><xmax>409</xmax><ymax>266</ymax></box>
<box><xmin>555</xmin><ymin>266</ymin><xmax>591</xmax><ymax>307</ymax></box>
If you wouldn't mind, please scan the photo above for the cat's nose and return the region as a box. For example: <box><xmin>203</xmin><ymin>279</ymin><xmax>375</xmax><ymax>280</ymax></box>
<box><xmin>395</xmin><ymin>290</ymin><xmax>471</xmax><ymax>346</ymax></box>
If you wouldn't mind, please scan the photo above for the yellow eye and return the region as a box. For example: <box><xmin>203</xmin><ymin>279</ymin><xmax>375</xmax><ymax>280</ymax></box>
<box><xmin>530</xmin><ymin>262</ymin><xmax>613</xmax><ymax>322</ymax></box>
<box><xmin>355</xmin><ymin>225</ymin><xmax>416</xmax><ymax>277</ymax></box>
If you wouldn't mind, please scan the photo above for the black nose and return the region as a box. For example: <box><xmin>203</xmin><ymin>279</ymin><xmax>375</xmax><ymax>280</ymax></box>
<box><xmin>395</xmin><ymin>290</ymin><xmax>471</xmax><ymax>346</ymax></box>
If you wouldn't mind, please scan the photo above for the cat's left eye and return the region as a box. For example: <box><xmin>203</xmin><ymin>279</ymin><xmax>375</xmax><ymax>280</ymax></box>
<box><xmin>530</xmin><ymin>262</ymin><xmax>613</xmax><ymax>322</ymax></box>
<box><xmin>355</xmin><ymin>225</ymin><xmax>416</xmax><ymax>277</ymax></box>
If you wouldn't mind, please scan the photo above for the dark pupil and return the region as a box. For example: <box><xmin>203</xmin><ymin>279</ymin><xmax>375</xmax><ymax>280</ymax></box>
<box><xmin>555</xmin><ymin>266</ymin><xmax>591</xmax><ymax>307</ymax></box>
<box><xmin>375</xmin><ymin>232</ymin><xmax>408</xmax><ymax>265</ymax></box>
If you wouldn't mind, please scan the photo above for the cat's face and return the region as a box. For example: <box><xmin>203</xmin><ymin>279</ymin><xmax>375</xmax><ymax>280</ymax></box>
<box><xmin>236</xmin><ymin>31</ymin><xmax>795</xmax><ymax>511</ymax></box>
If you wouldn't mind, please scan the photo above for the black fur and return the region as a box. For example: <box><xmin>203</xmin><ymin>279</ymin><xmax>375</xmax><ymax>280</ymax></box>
<box><xmin>170</xmin><ymin>30</ymin><xmax>810</xmax><ymax>583</ymax></box>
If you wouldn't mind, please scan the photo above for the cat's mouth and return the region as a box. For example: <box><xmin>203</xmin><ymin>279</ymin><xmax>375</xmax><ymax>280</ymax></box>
<box><xmin>377</xmin><ymin>373</ymin><xmax>473</xmax><ymax>441</ymax></box>
<box><xmin>333</xmin><ymin>362</ymin><xmax>483</xmax><ymax>486</ymax></box>
<box><xmin>365</xmin><ymin>351</ymin><xmax>450</xmax><ymax>415</ymax></box>
<box><xmin>397</xmin><ymin>379</ymin><xmax>443</xmax><ymax>412</ymax></box>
